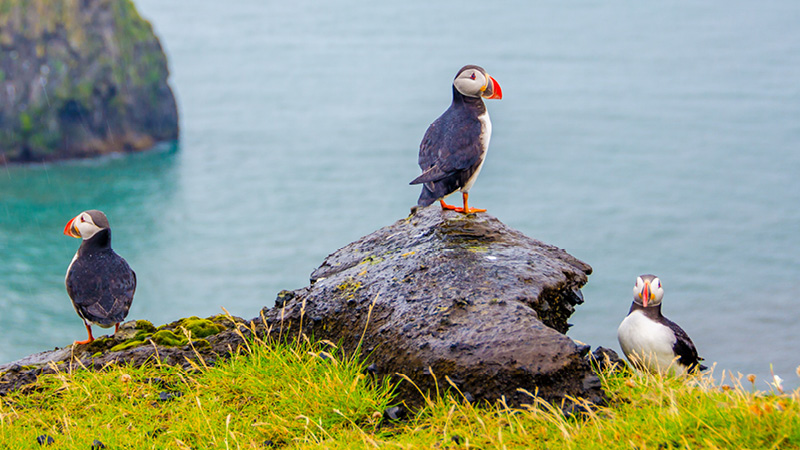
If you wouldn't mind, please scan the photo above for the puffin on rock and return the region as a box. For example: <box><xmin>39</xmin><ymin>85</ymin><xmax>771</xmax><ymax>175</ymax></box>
<box><xmin>410</xmin><ymin>65</ymin><xmax>502</xmax><ymax>214</ymax></box>
<box><xmin>617</xmin><ymin>274</ymin><xmax>706</xmax><ymax>375</ymax></box>
<box><xmin>64</xmin><ymin>210</ymin><xmax>136</xmax><ymax>344</ymax></box>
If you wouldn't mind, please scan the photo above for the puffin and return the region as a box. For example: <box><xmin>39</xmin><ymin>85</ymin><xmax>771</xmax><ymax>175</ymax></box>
<box><xmin>64</xmin><ymin>210</ymin><xmax>136</xmax><ymax>344</ymax></box>
<box><xmin>410</xmin><ymin>65</ymin><xmax>502</xmax><ymax>214</ymax></box>
<box><xmin>617</xmin><ymin>274</ymin><xmax>707</xmax><ymax>375</ymax></box>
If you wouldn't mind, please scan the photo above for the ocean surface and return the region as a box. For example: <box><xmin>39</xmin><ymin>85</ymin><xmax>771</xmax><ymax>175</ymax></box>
<box><xmin>1</xmin><ymin>1</ymin><xmax>798</xmax><ymax>390</ymax></box>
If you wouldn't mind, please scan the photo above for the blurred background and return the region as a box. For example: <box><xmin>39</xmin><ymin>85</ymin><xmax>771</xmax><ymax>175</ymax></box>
<box><xmin>1</xmin><ymin>0</ymin><xmax>798</xmax><ymax>389</ymax></box>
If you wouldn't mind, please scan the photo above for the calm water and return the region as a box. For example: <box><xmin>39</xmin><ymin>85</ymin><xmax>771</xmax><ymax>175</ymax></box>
<box><xmin>1</xmin><ymin>1</ymin><xmax>798</xmax><ymax>390</ymax></box>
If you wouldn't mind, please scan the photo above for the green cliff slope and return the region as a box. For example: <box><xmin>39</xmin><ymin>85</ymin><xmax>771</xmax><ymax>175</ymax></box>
<box><xmin>0</xmin><ymin>0</ymin><xmax>178</xmax><ymax>163</ymax></box>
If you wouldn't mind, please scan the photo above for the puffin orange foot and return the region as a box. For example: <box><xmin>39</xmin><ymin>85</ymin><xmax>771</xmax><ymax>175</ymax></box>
<box><xmin>453</xmin><ymin>207</ymin><xmax>486</xmax><ymax>214</ymax></box>
<box><xmin>439</xmin><ymin>199</ymin><xmax>458</xmax><ymax>210</ymax></box>
<box><xmin>75</xmin><ymin>322</ymin><xmax>95</xmax><ymax>345</ymax></box>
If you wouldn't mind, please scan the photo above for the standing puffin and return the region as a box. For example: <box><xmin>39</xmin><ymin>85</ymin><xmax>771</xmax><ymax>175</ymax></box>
<box><xmin>64</xmin><ymin>210</ymin><xmax>136</xmax><ymax>344</ymax></box>
<box><xmin>410</xmin><ymin>65</ymin><xmax>502</xmax><ymax>214</ymax></box>
<box><xmin>617</xmin><ymin>274</ymin><xmax>706</xmax><ymax>374</ymax></box>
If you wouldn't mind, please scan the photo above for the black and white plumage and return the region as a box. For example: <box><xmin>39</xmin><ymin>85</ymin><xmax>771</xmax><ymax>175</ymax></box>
<box><xmin>617</xmin><ymin>274</ymin><xmax>706</xmax><ymax>374</ymax></box>
<box><xmin>410</xmin><ymin>65</ymin><xmax>502</xmax><ymax>214</ymax></box>
<box><xmin>64</xmin><ymin>210</ymin><xmax>136</xmax><ymax>344</ymax></box>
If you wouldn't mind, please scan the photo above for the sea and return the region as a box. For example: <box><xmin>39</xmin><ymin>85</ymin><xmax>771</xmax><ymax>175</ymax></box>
<box><xmin>1</xmin><ymin>0</ymin><xmax>798</xmax><ymax>390</ymax></box>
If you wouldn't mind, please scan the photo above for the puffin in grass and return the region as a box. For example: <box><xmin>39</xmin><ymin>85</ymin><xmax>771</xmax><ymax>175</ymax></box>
<box><xmin>617</xmin><ymin>274</ymin><xmax>707</xmax><ymax>375</ymax></box>
<box><xmin>410</xmin><ymin>65</ymin><xmax>502</xmax><ymax>214</ymax></box>
<box><xmin>64</xmin><ymin>210</ymin><xmax>136</xmax><ymax>344</ymax></box>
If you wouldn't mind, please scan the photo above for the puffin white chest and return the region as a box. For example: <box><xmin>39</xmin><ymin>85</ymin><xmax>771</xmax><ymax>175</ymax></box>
<box><xmin>462</xmin><ymin>111</ymin><xmax>491</xmax><ymax>192</ymax></box>
<box><xmin>617</xmin><ymin>310</ymin><xmax>683</xmax><ymax>374</ymax></box>
<box><xmin>65</xmin><ymin>251</ymin><xmax>79</xmax><ymax>283</ymax></box>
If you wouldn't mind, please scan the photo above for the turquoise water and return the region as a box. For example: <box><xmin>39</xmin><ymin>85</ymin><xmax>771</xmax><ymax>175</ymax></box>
<box><xmin>1</xmin><ymin>0</ymin><xmax>799</xmax><ymax>389</ymax></box>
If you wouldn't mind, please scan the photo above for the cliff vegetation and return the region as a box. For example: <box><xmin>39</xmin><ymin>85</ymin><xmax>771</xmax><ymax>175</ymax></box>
<box><xmin>0</xmin><ymin>0</ymin><xmax>178</xmax><ymax>163</ymax></box>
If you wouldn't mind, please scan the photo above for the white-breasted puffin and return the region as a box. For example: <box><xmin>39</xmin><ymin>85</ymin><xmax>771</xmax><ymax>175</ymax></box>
<box><xmin>410</xmin><ymin>65</ymin><xmax>502</xmax><ymax>214</ymax></box>
<box><xmin>617</xmin><ymin>274</ymin><xmax>707</xmax><ymax>375</ymax></box>
<box><xmin>64</xmin><ymin>210</ymin><xmax>136</xmax><ymax>344</ymax></box>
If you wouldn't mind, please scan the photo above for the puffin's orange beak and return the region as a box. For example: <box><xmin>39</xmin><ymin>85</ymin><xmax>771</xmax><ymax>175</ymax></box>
<box><xmin>64</xmin><ymin>217</ymin><xmax>81</xmax><ymax>238</ymax></box>
<box><xmin>481</xmin><ymin>75</ymin><xmax>502</xmax><ymax>100</ymax></box>
<box><xmin>641</xmin><ymin>281</ymin><xmax>650</xmax><ymax>308</ymax></box>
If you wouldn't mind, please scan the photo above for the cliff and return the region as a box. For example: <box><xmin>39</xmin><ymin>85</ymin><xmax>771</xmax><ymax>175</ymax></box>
<box><xmin>0</xmin><ymin>0</ymin><xmax>178</xmax><ymax>163</ymax></box>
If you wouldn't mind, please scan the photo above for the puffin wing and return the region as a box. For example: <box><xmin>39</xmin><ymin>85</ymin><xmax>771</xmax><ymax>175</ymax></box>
<box><xmin>663</xmin><ymin>317</ymin><xmax>706</xmax><ymax>371</ymax></box>
<box><xmin>66</xmin><ymin>251</ymin><xmax>136</xmax><ymax>326</ymax></box>
<box><xmin>410</xmin><ymin>110</ymin><xmax>483</xmax><ymax>185</ymax></box>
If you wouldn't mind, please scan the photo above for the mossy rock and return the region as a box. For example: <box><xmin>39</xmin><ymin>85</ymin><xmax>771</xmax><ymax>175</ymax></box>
<box><xmin>83</xmin><ymin>336</ymin><xmax>116</xmax><ymax>353</ymax></box>
<box><xmin>150</xmin><ymin>330</ymin><xmax>188</xmax><ymax>347</ymax></box>
<box><xmin>135</xmin><ymin>320</ymin><xmax>156</xmax><ymax>333</ymax></box>
<box><xmin>177</xmin><ymin>317</ymin><xmax>226</xmax><ymax>339</ymax></box>
<box><xmin>109</xmin><ymin>339</ymin><xmax>147</xmax><ymax>353</ymax></box>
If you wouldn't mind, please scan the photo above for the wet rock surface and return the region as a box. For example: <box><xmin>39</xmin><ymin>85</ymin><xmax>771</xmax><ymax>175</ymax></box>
<box><xmin>258</xmin><ymin>206</ymin><xmax>602</xmax><ymax>407</ymax></box>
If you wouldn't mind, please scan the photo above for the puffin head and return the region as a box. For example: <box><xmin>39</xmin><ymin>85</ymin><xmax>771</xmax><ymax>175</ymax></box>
<box><xmin>64</xmin><ymin>210</ymin><xmax>110</xmax><ymax>240</ymax></box>
<box><xmin>453</xmin><ymin>65</ymin><xmax>502</xmax><ymax>100</ymax></box>
<box><xmin>633</xmin><ymin>274</ymin><xmax>664</xmax><ymax>308</ymax></box>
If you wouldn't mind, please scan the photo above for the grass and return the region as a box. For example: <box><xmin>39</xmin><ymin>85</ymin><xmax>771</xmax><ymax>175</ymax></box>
<box><xmin>0</xmin><ymin>329</ymin><xmax>798</xmax><ymax>449</ymax></box>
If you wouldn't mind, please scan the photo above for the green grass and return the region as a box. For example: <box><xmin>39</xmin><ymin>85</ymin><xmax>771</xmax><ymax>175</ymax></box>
<box><xmin>0</xmin><ymin>330</ymin><xmax>798</xmax><ymax>449</ymax></box>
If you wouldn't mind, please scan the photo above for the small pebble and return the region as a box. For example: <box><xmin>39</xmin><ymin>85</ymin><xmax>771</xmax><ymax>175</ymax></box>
<box><xmin>463</xmin><ymin>391</ymin><xmax>475</xmax><ymax>403</ymax></box>
<box><xmin>92</xmin><ymin>439</ymin><xmax>106</xmax><ymax>449</ymax></box>
<box><xmin>158</xmin><ymin>391</ymin><xmax>183</xmax><ymax>401</ymax></box>
<box><xmin>383</xmin><ymin>406</ymin><xmax>407</xmax><ymax>421</ymax></box>
<box><xmin>36</xmin><ymin>435</ymin><xmax>54</xmax><ymax>446</ymax></box>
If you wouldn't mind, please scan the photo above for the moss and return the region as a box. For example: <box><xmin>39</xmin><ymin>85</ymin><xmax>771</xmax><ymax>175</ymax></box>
<box><xmin>135</xmin><ymin>320</ymin><xmax>156</xmax><ymax>333</ymax></box>
<box><xmin>150</xmin><ymin>330</ymin><xmax>188</xmax><ymax>347</ymax></box>
<box><xmin>109</xmin><ymin>339</ymin><xmax>147</xmax><ymax>352</ymax></box>
<box><xmin>177</xmin><ymin>317</ymin><xmax>225</xmax><ymax>339</ymax></box>
<box><xmin>19</xmin><ymin>112</ymin><xmax>32</xmax><ymax>136</ymax></box>
<box><xmin>208</xmin><ymin>314</ymin><xmax>235</xmax><ymax>327</ymax></box>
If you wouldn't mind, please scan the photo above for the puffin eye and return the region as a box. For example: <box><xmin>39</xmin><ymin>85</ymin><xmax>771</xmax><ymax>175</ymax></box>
<box><xmin>80</xmin><ymin>216</ymin><xmax>86</xmax><ymax>223</ymax></box>
<box><xmin>470</xmin><ymin>73</ymin><xmax>476</xmax><ymax>80</ymax></box>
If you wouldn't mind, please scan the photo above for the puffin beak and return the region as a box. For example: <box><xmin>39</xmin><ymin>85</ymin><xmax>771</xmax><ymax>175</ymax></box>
<box><xmin>641</xmin><ymin>281</ymin><xmax>650</xmax><ymax>307</ymax></box>
<box><xmin>480</xmin><ymin>75</ymin><xmax>503</xmax><ymax>99</ymax></box>
<box><xmin>64</xmin><ymin>217</ymin><xmax>81</xmax><ymax>238</ymax></box>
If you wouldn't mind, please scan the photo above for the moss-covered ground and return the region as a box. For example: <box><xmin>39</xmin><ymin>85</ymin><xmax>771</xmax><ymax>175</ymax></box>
<box><xmin>0</xmin><ymin>331</ymin><xmax>797</xmax><ymax>449</ymax></box>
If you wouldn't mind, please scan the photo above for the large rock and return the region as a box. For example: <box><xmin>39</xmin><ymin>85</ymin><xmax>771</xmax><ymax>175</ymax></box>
<box><xmin>0</xmin><ymin>208</ymin><xmax>603</xmax><ymax>408</ymax></box>
<box><xmin>0</xmin><ymin>0</ymin><xmax>178</xmax><ymax>163</ymax></box>
<box><xmin>258</xmin><ymin>206</ymin><xmax>603</xmax><ymax>407</ymax></box>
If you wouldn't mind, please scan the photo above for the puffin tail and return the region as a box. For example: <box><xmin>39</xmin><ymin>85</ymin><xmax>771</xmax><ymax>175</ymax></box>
<box><xmin>410</xmin><ymin>166</ymin><xmax>447</xmax><ymax>185</ymax></box>
<box><xmin>416</xmin><ymin>184</ymin><xmax>438</xmax><ymax>208</ymax></box>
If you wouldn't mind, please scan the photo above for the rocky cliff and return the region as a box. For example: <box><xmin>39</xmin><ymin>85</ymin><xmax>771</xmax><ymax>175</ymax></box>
<box><xmin>0</xmin><ymin>0</ymin><xmax>178</xmax><ymax>163</ymax></box>
<box><xmin>0</xmin><ymin>207</ymin><xmax>603</xmax><ymax>409</ymax></box>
